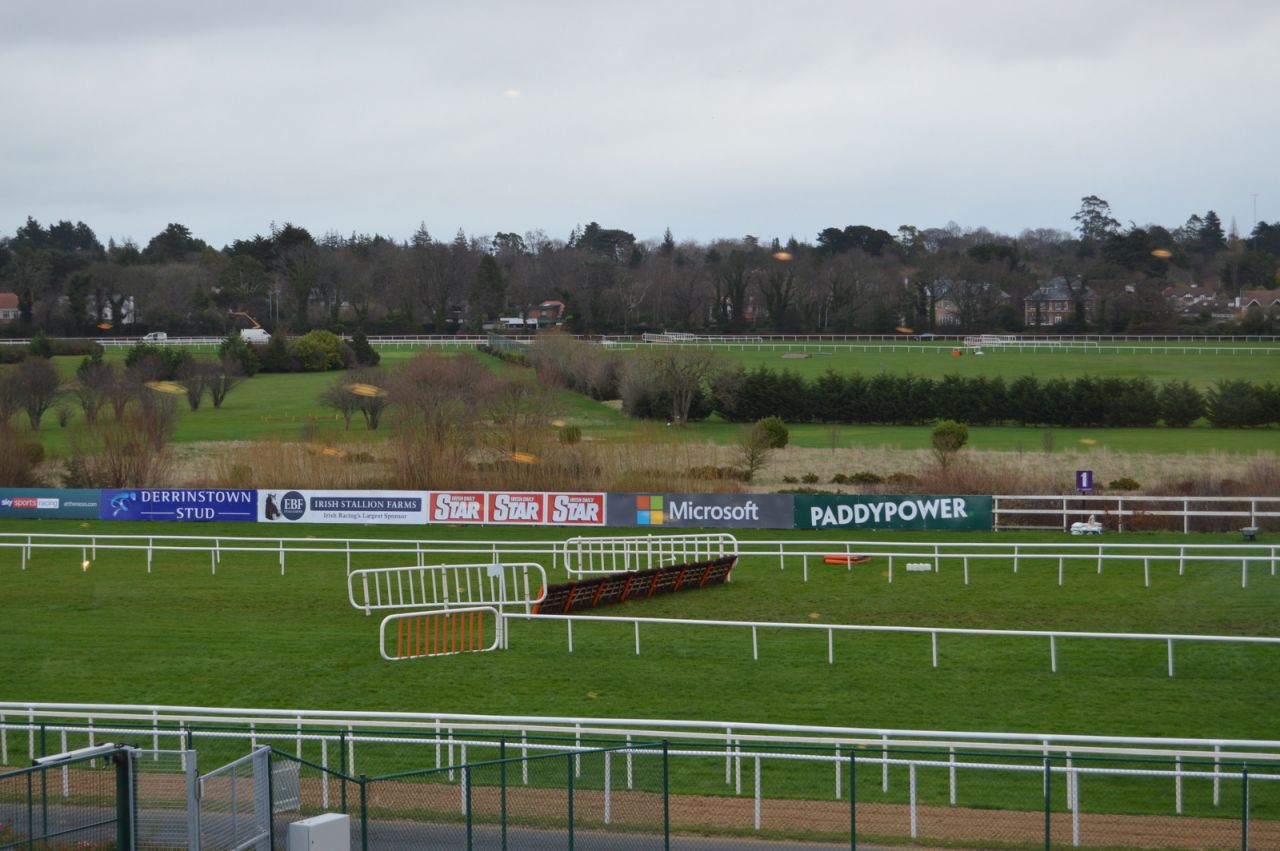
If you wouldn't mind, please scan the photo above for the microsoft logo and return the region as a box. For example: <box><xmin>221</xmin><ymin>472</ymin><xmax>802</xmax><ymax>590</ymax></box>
<box><xmin>636</xmin><ymin>495</ymin><xmax>664</xmax><ymax>525</ymax></box>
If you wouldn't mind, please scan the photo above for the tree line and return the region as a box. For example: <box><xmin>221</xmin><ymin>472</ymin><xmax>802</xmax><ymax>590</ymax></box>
<box><xmin>2</xmin><ymin>198</ymin><xmax>1278</xmax><ymax>338</ymax></box>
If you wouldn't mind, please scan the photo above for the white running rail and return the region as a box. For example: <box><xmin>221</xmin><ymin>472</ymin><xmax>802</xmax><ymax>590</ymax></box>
<box><xmin>347</xmin><ymin>562</ymin><xmax>546</xmax><ymax>615</ymax></box>
<box><xmin>507</xmin><ymin>613</ymin><xmax>1280</xmax><ymax>677</ymax></box>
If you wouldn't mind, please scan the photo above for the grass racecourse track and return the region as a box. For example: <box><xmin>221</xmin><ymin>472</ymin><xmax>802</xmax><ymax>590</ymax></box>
<box><xmin>18</xmin><ymin>341</ymin><xmax>1280</xmax><ymax>457</ymax></box>
<box><xmin>2</xmin><ymin>520</ymin><xmax>1278</xmax><ymax>744</ymax></box>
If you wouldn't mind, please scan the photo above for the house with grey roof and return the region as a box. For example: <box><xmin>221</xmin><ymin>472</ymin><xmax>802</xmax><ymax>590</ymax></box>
<box><xmin>1023</xmin><ymin>277</ymin><xmax>1097</xmax><ymax>326</ymax></box>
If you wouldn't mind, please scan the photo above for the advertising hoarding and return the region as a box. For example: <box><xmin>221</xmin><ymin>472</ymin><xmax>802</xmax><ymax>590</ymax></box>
<box><xmin>257</xmin><ymin>490</ymin><xmax>427</xmax><ymax>524</ymax></box>
<box><xmin>606</xmin><ymin>493</ymin><xmax>794</xmax><ymax>528</ymax></box>
<box><xmin>425</xmin><ymin>492</ymin><xmax>607</xmax><ymax>526</ymax></box>
<box><xmin>794</xmin><ymin>494</ymin><xmax>993</xmax><ymax>531</ymax></box>
<box><xmin>100</xmin><ymin>489</ymin><xmax>257</xmax><ymax>522</ymax></box>
<box><xmin>0</xmin><ymin>489</ymin><xmax>100</xmax><ymax>520</ymax></box>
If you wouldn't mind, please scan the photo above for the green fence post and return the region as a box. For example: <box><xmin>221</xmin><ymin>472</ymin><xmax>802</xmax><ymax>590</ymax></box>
<box><xmin>849</xmin><ymin>748</ymin><xmax>856</xmax><ymax>851</ymax></box>
<box><xmin>663</xmin><ymin>740</ymin><xmax>670</xmax><ymax>851</ymax></box>
<box><xmin>499</xmin><ymin>737</ymin><xmax>507</xmax><ymax>851</ymax></box>
<box><xmin>1242</xmin><ymin>762</ymin><xmax>1249</xmax><ymax>851</ymax></box>
<box><xmin>567</xmin><ymin>752</ymin><xmax>575</xmax><ymax>851</ymax></box>
<box><xmin>340</xmin><ymin>732</ymin><xmax>348</xmax><ymax>813</ymax></box>
<box><xmin>115</xmin><ymin>749</ymin><xmax>132</xmax><ymax>851</ymax></box>
<box><xmin>359</xmin><ymin>775</ymin><xmax>368</xmax><ymax>851</ymax></box>
<box><xmin>25</xmin><ymin>771</ymin><xmax>33</xmax><ymax>851</ymax></box>
<box><xmin>1043</xmin><ymin>757</ymin><xmax>1052</xmax><ymax>851</ymax></box>
<box><xmin>39</xmin><ymin>725</ymin><xmax>47</xmax><ymax>844</ymax></box>
<box><xmin>465</xmin><ymin>765</ymin><xmax>473</xmax><ymax>851</ymax></box>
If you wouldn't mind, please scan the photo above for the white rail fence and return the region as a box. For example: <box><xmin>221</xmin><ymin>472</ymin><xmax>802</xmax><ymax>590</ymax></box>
<box><xmin>346</xmin><ymin>562</ymin><xmax>546</xmax><ymax>615</ymax></box>
<box><xmin>993</xmin><ymin>494</ymin><xmax>1280</xmax><ymax>532</ymax></box>
<box><xmin>501</xmin><ymin>612</ymin><xmax>1280</xmax><ymax>677</ymax></box>
<box><xmin>4</xmin><ymin>533</ymin><xmax>1277</xmax><ymax>588</ymax></box>
<box><xmin>4</xmin><ymin>703</ymin><xmax>1280</xmax><ymax>810</ymax></box>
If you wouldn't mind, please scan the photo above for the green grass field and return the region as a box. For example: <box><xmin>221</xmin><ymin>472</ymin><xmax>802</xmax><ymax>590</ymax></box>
<box><xmin>2</xmin><ymin>520</ymin><xmax>1276</xmax><ymax>743</ymax></box>
<box><xmin>13</xmin><ymin>344</ymin><xmax>1278</xmax><ymax>458</ymax></box>
<box><xmin>683</xmin><ymin>342</ymin><xmax>1280</xmax><ymax>387</ymax></box>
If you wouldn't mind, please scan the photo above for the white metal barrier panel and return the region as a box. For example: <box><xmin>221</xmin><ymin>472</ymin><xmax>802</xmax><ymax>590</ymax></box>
<box><xmin>381</xmin><ymin>607</ymin><xmax>502</xmax><ymax>660</ymax></box>
<box><xmin>347</xmin><ymin>562</ymin><xmax>546</xmax><ymax>615</ymax></box>
<box><xmin>561</xmin><ymin>533</ymin><xmax>738</xmax><ymax>577</ymax></box>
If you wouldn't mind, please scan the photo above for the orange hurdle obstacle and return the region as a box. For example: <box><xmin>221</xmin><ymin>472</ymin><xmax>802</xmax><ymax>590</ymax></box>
<box><xmin>383</xmin><ymin>607</ymin><xmax>496</xmax><ymax>660</ymax></box>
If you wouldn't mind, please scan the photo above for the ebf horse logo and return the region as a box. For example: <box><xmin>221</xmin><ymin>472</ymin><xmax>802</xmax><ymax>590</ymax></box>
<box><xmin>264</xmin><ymin>491</ymin><xmax>306</xmax><ymax>521</ymax></box>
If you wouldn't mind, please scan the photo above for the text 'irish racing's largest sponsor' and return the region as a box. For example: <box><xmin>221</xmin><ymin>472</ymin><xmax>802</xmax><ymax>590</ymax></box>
<box><xmin>795</xmin><ymin>494</ymin><xmax>993</xmax><ymax>531</ymax></box>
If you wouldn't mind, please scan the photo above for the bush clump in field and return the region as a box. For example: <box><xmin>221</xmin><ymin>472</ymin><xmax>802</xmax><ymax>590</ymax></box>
<box><xmin>885</xmin><ymin>472</ymin><xmax>920</xmax><ymax>488</ymax></box>
<box><xmin>756</xmin><ymin>416</ymin><xmax>789</xmax><ymax>448</ymax></box>
<box><xmin>558</xmin><ymin>425</ymin><xmax>582</xmax><ymax>445</ymax></box>
<box><xmin>349</xmin><ymin>329</ymin><xmax>380</xmax><ymax>367</ymax></box>
<box><xmin>1108</xmin><ymin>477</ymin><xmax>1141</xmax><ymax>491</ymax></box>
<box><xmin>287</xmin><ymin>330</ymin><xmax>353</xmax><ymax>372</ymax></box>
<box><xmin>830</xmin><ymin>473</ymin><xmax>848</xmax><ymax>484</ymax></box>
<box><xmin>849</xmin><ymin>471</ymin><xmax>883</xmax><ymax>485</ymax></box>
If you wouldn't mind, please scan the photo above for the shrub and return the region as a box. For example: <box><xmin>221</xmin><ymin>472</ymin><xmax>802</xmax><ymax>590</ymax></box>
<box><xmin>829</xmin><ymin>473</ymin><xmax>849</xmax><ymax>484</ymax></box>
<box><xmin>558</xmin><ymin>425</ymin><xmax>582</xmax><ymax>445</ymax></box>
<box><xmin>885</xmin><ymin>472</ymin><xmax>920</xmax><ymax>488</ymax></box>
<box><xmin>782</xmin><ymin>476</ymin><xmax>798</xmax><ymax>484</ymax></box>
<box><xmin>1159</xmin><ymin>380</ymin><xmax>1204</xmax><ymax>428</ymax></box>
<box><xmin>27</xmin><ymin>330</ymin><xmax>53</xmax><ymax>359</ymax></box>
<box><xmin>1108</xmin><ymin>477</ymin><xmax>1141</xmax><ymax>491</ymax></box>
<box><xmin>218</xmin><ymin>332</ymin><xmax>260</xmax><ymax>376</ymax></box>
<box><xmin>931</xmin><ymin>419</ymin><xmax>969</xmax><ymax>470</ymax></box>
<box><xmin>349</xmin><ymin>329</ymin><xmax>381</xmax><ymax>367</ymax></box>
<box><xmin>256</xmin><ymin>336</ymin><xmax>290</xmax><ymax>373</ymax></box>
<box><xmin>756</xmin><ymin>416</ymin><xmax>789</xmax><ymax>448</ymax></box>
<box><xmin>288</xmin><ymin>330</ymin><xmax>347</xmax><ymax>372</ymax></box>
<box><xmin>849</xmin><ymin>471</ymin><xmax>883</xmax><ymax>485</ymax></box>
<box><xmin>802</xmin><ymin>473</ymin><xmax>819</xmax><ymax>484</ymax></box>
<box><xmin>125</xmin><ymin>343</ymin><xmax>190</xmax><ymax>380</ymax></box>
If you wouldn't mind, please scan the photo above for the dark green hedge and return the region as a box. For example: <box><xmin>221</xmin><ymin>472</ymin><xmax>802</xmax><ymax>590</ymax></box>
<box><xmin>709</xmin><ymin>367</ymin><xmax>1280</xmax><ymax>428</ymax></box>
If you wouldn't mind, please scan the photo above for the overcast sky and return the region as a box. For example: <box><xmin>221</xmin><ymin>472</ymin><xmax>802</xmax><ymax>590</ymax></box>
<box><xmin>3</xmin><ymin>0</ymin><xmax>1277</xmax><ymax>249</ymax></box>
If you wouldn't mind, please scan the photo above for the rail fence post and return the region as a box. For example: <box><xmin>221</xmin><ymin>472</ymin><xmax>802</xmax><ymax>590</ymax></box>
<box><xmin>1043</xmin><ymin>757</ymin><xmax>1052</xmax><ymax>851</ymax></box>
<box><xmin>848</xmin><ymin>749</ymin><xmax>856</xmax><ymax>851</ymax></box>
<box><xmin>663</xmin><ymin>740</ymin><xmax>670</xmax><ymax>851</ymax></box>
<box><xmin>1242</xmin><ymin>762</ymin><xmax>1249</xmax><ymax>851</ymax></box>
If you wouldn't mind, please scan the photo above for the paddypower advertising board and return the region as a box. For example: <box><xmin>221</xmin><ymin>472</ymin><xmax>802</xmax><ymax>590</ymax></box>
<box><xmin>795</xmin><ymin>494</ymin><xmax>993</xmax><ymax>531</ymax></box>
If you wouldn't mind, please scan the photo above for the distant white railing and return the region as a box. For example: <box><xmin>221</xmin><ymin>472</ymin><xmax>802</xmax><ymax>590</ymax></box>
<box><xmin>508</xmin><ymin>612</ymin><xmax>1280</xmax><ymax>677</ymax></box>
<box><xmin>993</xmin><ymin>494</ymin><xmax>1280</xmax><ymax>532</ymax></box>
<box><xmin>4</xmin><ymin>533</ymin><xmax>1276</xmax><ymax>587</ymax></box>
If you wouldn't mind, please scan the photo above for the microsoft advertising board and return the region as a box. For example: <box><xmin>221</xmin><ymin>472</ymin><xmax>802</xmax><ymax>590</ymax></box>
<box><xmin>606</xmin><ymin>493</ymin><xmax>794</xmax><ymax>529</ymax></box>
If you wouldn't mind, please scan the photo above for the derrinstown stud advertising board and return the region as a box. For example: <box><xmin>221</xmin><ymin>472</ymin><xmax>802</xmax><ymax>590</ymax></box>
<box><xmin>100</xmin><ymin>489</ymin><xmax>257</xmax><ymax>522</ymax></box>
<box><xmin>795</xmin><ymin>494</ymin><xmax>994</xmax><ymax>531</ymax></box>
<box><xmin>257</xmin><ymin>490</ymin><xmax>428</xmax><ymax>524</ymax></box>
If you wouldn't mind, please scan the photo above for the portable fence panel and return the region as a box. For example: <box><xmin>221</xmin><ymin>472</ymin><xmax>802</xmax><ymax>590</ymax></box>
<box><xmin>380</xmin><ymin>607</ymin><xmax>501</xmax><ymax>660</ymax></box>
<box><xmin>0</xmin><ymin>752</ymin><xmax>121</xmax><ymax>849</ymax></box>
<box><xmin>562</xmin><ymin>534</ymin><xmax>738</xmax><ymax>577</ymax></box>
<box><xmin>348</xmin><ymin>562</ymin><xmax>546</xmax><ymax>615</ymax></box>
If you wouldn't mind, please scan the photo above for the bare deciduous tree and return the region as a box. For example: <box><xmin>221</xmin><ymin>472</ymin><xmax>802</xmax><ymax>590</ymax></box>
<box><xmin>10</xmin><ymin>357</ymin><xmax>62</xmax><ymax>431</ymax></box>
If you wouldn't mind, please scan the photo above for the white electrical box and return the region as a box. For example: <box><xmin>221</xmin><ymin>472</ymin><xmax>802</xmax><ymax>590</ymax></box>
<box><xmin>288</xmin><ymin>813</ymin><xmax>350</xmax><ymax>851</ymax></box>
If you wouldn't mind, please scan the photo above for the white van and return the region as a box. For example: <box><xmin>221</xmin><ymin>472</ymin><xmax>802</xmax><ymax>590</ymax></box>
<box><xmin>240</xmin><ymin>328</ymin><xmax>271</xmax><ymax>343</ymax></box>
<box><xmin>141</xmin><ymin>331</ymin><xmax>168</xmax><ymax>342</ymax></box>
